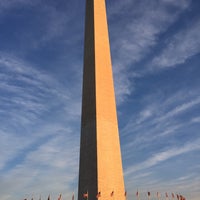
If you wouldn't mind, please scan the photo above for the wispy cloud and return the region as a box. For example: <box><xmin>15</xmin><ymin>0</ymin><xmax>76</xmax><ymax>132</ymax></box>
<box><xmin>0</xmin><ymin>52</ymin><xmax>81</xmax><ymax>190</ymax></box>
<box><xmin>191</xmin><ymin>116</ymin><xmax>200</xmax><ymax>123</ymax></box>
<box><xmin>125</xmin><ymin>139</ymin><xmax>200</xmax><ymax>176</ymax></box>
<box><xmin>122</xmin><ymin>87</ymin><xmax>200</xmax><ymax>136</ymax></box>
<box><xmin>155</xmin><ymin>96</ymin><xmax>200</xmax><ymax>123</ymax></box>
<box><xmin>0</xmin><ymin>130</ymin><xmax>79</xmax><ymax>199</ymax></box>
<box><xmin>0</xmin><ymin>53</ymin><xmax>77</xmax><ymax>127</ymax></box>
<box><xmin>152</xmin><ymin>19</ymin><xmax>200</xmax><ymax>68</ymax></box>
<box><xmin>109</xmin><ymin>0</ymin><xmax>191</xmax><ymax>103</ymax></box>
<box><xmin>113</xmin><ymin>62</ymin><xmax>132</xmax><ymax>104</ymax></box>
<box><xmin>110</xmin><ymin>0</ymin><xmax>191</xmax><ymax>64</ymax></box>
<box><xmin>120</xmin><ymin>86</ymin><xmax>200</xmax><ymax>175</ymax></box>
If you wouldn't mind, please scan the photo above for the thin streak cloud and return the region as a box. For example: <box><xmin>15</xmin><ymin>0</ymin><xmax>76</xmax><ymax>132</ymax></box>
<box><xmin>125</xmin><ymin>139</ymin><xmax>200</xmax><ymax>175</ymax></box>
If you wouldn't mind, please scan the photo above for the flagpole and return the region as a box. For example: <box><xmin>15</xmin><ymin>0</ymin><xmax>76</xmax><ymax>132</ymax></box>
<box><xmin>165</xmin><ymin>193</ymin><xmax>169</xmax><ymax>200</ymax></box>
<box><xmin>157</xmin><ymin>192</ymin><xmax>161</xmax><ymax>200</ymax></box>
<box><xmin>137</xmin><ymin>193</ymin><xmax>139</xmax><ymax>200</ymax></box>
<box><xmin>172</xmin><ymin>193</ymin><xmax>174</xmax><ymax>200</ymax></box>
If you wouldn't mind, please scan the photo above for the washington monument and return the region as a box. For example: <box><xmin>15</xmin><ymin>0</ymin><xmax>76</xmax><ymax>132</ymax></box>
<box><xmin>78</xmin><ymin>0</ymin><xmax>125</xmax><ymax>200</ymax></box>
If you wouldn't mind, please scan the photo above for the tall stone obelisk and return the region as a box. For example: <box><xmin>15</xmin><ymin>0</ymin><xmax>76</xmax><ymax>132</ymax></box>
<box><xmin>78</xmin><ymin>0</ymin><xmax>125</xmax><ymax>200</ymax></box>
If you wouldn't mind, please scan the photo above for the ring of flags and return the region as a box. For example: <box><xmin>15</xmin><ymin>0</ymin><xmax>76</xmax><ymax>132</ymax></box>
<box><xmin>23</xmin><ymin>190</ymin><xmax>186</xmax><ymax>200</ymax></box>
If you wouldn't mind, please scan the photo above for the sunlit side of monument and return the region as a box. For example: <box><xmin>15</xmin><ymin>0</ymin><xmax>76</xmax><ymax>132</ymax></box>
<box><xmin>78</xmin><ymin>0</ymin><xmax>126</xmax><ymax>200</ymax></box>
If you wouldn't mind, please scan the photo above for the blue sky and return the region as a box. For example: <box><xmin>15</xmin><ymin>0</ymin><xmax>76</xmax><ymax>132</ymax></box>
<box><xmin>0</xmin><ymin>0</ymin><xmax>200</xmax><ymax>199</ymax></box>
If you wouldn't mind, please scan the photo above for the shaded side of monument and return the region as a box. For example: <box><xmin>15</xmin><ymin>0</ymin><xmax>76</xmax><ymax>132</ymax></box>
<box><xmin>78</xmin><ymin>0</ymin><xmax>125</xmax><ymax>200</ymax></box>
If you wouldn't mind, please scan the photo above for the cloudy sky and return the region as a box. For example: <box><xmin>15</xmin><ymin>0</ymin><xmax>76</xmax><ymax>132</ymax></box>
<box><xmin>0</xmin><ymin>0</ymin><xmax>200</xmax><ymax>199</ymax></box>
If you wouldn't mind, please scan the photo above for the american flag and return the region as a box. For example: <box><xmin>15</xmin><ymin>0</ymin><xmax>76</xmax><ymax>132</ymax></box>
<box><xmin>83</xmin><ymin>192</ymin><xmax>88</xmax><ymax>198</ymax></box>
<box><xmin>110</xmin><ymin>191</ymin><xmax>114</xmax><ymax>197</ymax></box>
<box><xmin>96</xmin><ymin>192</ymin><xmax>101</xmax><ymax>198</ymax></box>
